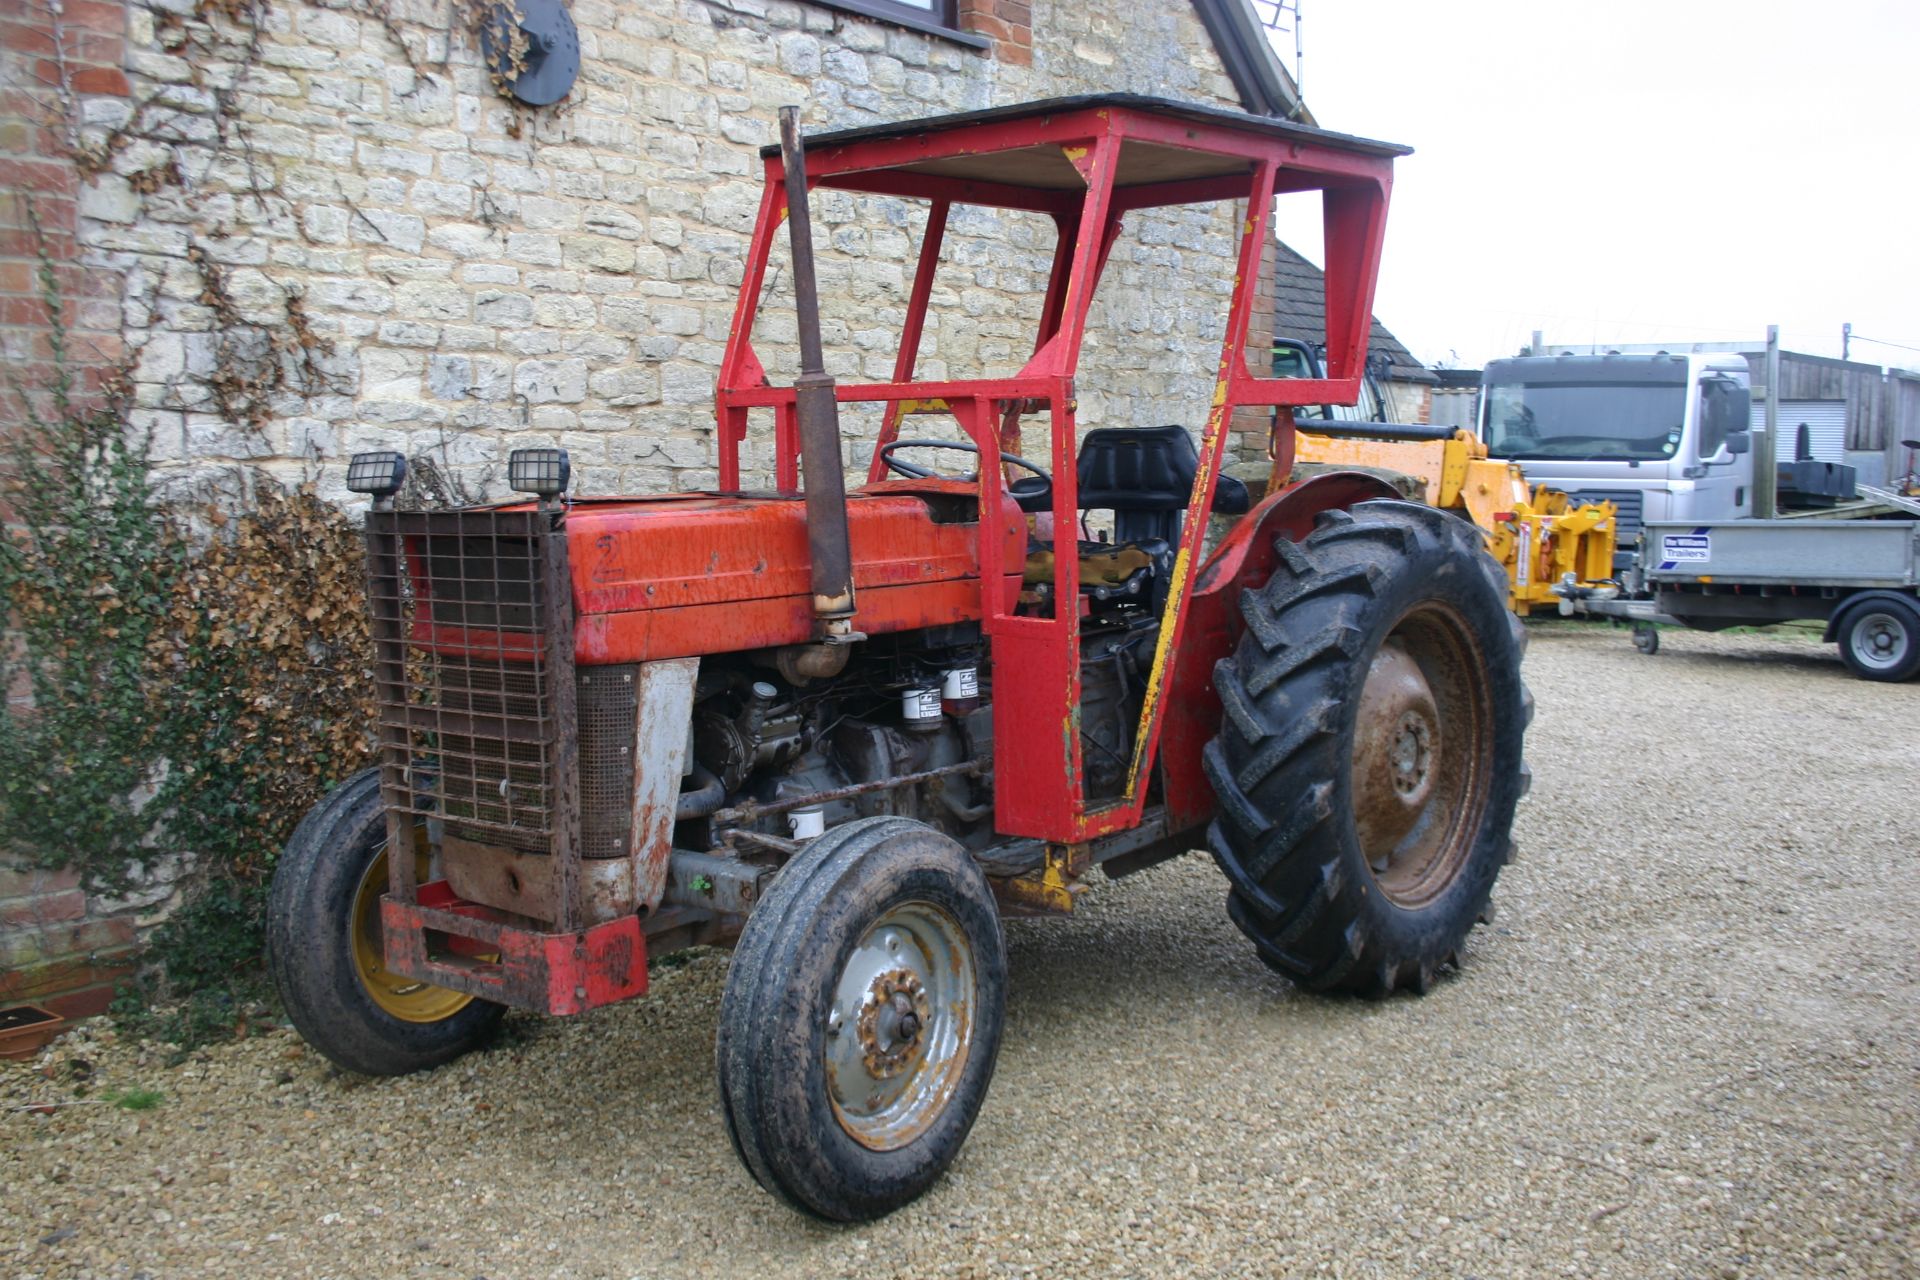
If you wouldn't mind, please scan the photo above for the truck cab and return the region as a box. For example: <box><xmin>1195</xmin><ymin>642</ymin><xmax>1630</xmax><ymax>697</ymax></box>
<box><xmin>1477</xmin><ymin>352</ymin><xmax>1753</xmax><ymax>565</ymax></box>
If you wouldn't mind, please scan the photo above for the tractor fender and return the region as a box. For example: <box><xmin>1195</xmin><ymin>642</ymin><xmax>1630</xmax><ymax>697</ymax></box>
<box><xmin>1158</xmin><ymin>471</ymin><xmax>1404</xmax><ymax>829</ymax></box>
<box><xmin>1822</xmin><ymin>588</ymin><xmax>1920</xmax><ymax>642</ymax></box>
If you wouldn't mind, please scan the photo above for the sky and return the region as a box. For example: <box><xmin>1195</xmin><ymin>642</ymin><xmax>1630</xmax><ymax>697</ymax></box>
<box><xmin>1265</xmin><ymin>0</ymin><xmax>1920</xmax><ymax>372</ymax></box>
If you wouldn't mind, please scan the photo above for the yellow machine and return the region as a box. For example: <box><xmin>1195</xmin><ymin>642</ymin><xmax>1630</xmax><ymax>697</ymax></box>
<box><xmin>1292</xmin><ymin>428</ymin><xmax>1618</xmax><ymax>616</ymax></box>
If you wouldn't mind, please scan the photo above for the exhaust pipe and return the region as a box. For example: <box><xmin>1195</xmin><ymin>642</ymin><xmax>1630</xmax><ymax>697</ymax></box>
<box><xmin>778</xmin><ymin>106</ymin><xmax>858</xmax><ymax>637</ymax></box>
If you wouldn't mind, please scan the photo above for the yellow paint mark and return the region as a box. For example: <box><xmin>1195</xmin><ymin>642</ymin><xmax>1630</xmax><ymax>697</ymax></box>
<box><xmin>1063</xmin><ymin>145</ymin><xmax>1089</xmax><ymax>164</ymax></box>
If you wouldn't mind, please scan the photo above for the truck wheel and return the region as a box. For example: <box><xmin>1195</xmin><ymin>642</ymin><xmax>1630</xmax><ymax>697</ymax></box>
<box><xmin>1836</xmin><ymin>597</ymin><xmax>1920</xmax><ymax>681</ymax></box>
<box><xmin>1203</xmin><ymin>501</ymin><xmax>1530</xmax><ymax>996</ymax></box>
<box><xmin>267</xmin><ymin>768</ymin><xmax>503</xmax><ymax>1076</ymax></box>
<box><xmin>716</xmin><ymin>816</ymin><xmax>1007</xmax><ymax>1221</ymax></box>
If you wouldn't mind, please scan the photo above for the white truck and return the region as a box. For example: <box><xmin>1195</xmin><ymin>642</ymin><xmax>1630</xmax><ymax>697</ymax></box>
<box><xmin>1482</xmin><ymin>352</ymin><xmax>1920</xmax><ymax>680</ymax></box>
<box><xmin>1478</xmin><ymin>351</ymin><xmax>1755</xmax><ymax>566</ymax></box>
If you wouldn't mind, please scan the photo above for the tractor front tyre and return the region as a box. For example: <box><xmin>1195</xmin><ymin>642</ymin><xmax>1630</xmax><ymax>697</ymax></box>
<box><xmin>717</xmin><ymin>817</ymin><xmax>1007</xmax><ymax>1222</ymax></box>
<box><xmin>1204</xmin><ymin>501</ymin><xmax>1531</xmax><ymax>997</ymax></box>
<box><xmin>267</xmin><ymin>768</ymin><xmax>503</xmax><ymax>1076</ymax></box>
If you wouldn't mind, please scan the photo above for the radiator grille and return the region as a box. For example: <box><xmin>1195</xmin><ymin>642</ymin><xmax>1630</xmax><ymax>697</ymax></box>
<box><xmin>577</xmin><ymin>665</ymin><xmax>638</xmax><ymax>858</ymax></box>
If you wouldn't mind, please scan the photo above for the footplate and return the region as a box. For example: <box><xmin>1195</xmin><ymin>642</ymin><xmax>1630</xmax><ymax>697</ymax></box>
<box><xmin>380</xmin><ymin>881</ymin><xmax>647</xmax><ymax>1015</ymax></box>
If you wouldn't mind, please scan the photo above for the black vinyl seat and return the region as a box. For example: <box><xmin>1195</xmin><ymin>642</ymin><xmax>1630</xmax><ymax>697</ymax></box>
<box><xmin>1076</xmin><ymin>424</ymin><xmax>1250</xmax><ymax>548</ymax></box>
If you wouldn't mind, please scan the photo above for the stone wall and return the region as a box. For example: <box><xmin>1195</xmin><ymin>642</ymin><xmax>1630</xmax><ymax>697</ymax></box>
<box><xmin>59</xmin><ymin>0</ymin><xmax>1274</xmax><ymax>509</ymax></box>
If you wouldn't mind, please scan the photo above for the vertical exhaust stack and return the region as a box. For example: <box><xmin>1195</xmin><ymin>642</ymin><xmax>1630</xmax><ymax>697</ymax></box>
<box><xmin>779</xmin><ymin>106</ymin><xmax>859</xmax><ymax>639</ymax></box>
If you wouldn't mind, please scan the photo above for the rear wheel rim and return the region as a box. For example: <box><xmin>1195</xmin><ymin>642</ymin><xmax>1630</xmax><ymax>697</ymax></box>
<box><xmin>350</xmin><ymin>845</ymin><xmax>475</xmax><ymax>1024</ymax></box>
<box><xmin>824</xmin><ymin>900</ymin><xmax>976</xmax><ymax>1152</ymax></box>
<box><xmin>1350</xmin><ymin>603</ymin><xmax>1493</xmax><ymax>908</ymax></box>
<box><xmin>1849</xmin><ymin>611</ymin><xmax>1910</xmax><ymax>672</ymax></box>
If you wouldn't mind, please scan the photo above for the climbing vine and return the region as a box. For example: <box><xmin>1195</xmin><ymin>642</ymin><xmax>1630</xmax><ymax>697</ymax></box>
<box><xmin>1</xmin><ymin>225</ymin><xmax>376</xmax><ymax>889</ymax></box>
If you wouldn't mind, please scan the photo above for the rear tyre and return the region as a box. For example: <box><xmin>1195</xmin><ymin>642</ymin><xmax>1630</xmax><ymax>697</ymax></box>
<box><xmin>267</xmin><ymin>768</ymin><xmax>503</xmax><ymax>1076</ymax></box>
<box><xmin>717</xmin><ymin>817</ymin><xmax>1007</xmax><ymax>1222</ymax></box>
<box><xmin>1835</xmin><ymin>596</ymin><xmax>1920</xmax><ymax>681</ymax></box>
<box><xmin>1203</xmin><ymin>501</ymin><xmax>1530</xmax><ymax>996</ymax></box>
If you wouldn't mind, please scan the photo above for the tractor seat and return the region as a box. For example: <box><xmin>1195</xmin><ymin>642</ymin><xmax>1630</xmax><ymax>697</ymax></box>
<box><xmin>1076</xmin><ymin>425</ymin><xmax>1250</xmax><ymax>547</ymax></box>
<box><xmin>1017</xmin><ymin>426</ymin><xmax>1253</xmax><ymax>613</ymax></box>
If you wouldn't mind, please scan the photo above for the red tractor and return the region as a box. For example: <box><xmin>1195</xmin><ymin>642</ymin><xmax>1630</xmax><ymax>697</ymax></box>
<box><xmin>270</xmin><ymin>95</ymin><xmax>1529</xmax><ymax>1221</ymax></box>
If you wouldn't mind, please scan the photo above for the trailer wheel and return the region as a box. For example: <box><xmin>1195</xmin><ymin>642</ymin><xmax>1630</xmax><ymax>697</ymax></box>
<box><xmin>1204</xmin><ymin>501</ymin><xmax>1530</xmax><ymax>996</ymax></box>
<box><xmin>1836</xmin><ymin>597</ymin><xmax>1920</xmax><ymax>681</ymax></box>
<box><xmin>1632</xmin><ymin>623</ymin><xmax>1660</xmax><ymax>655</ymax></box>
<box><xmin>717</xmin><ymin>816</ymin><xmax>1006</xmax><ymax>1221</ymax></box>
<box><xmin>267</xmin><ymin>768</ymin><xmax>503</xmax><ymax>1076</ymax></box>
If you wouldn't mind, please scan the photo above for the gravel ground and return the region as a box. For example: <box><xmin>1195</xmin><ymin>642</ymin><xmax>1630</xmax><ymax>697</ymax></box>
<box><xmin>5</xmin><ymin>622</ymin><xmax>1918</xmax><ymax>1279</ymax></box>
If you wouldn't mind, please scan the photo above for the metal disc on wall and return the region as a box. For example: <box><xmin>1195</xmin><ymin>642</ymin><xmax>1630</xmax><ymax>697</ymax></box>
<box><xmin>478</xmin><ymin>0</ymin><xmax>580</xmax><ymax>107</ymax></box>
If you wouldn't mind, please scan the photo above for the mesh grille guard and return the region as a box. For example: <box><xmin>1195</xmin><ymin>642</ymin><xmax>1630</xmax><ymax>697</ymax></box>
<box><xmin>366</xmin><ymin>506</ymin><xmax>588</xmax><ymax>931</ymax></box>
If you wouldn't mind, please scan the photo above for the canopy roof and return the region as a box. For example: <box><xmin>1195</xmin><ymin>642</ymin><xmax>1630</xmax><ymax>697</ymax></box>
<box><xmin>760</xmin><ymin>94</ymin><xmax>1410</xmax><ymax>195</ymax></box>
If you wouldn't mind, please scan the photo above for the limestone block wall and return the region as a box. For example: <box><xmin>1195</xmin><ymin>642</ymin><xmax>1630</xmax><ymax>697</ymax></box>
<box><xmin>62</xmin><ymin>0</ymin><xmax>1275</xmax><ymax>508</ymax></box>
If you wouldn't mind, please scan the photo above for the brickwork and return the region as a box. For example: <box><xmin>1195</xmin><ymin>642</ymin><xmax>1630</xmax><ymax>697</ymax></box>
<box><xmin>0</xmin><ymin>0</ymin><xmax>128</xmax><ymax>428</ymax></box>
<box><xmin>957</xmin><ymin>0</ymin><xmax>1030</xmax><ymax>66</ymax></box>
<box><xmin>0</xmin><ymin>864</ymin><xmax>143</xmax><ymax>1020</ymax></box>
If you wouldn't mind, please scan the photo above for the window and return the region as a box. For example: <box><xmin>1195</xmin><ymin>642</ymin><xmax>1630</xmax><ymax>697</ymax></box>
<box><xmin>1696</xmin><ymin>376</ymin><xmax>1750</xmax><ymax>458</ymax></box>
<box><xmin>812</xmin><ymin>0</ymin><xmax>987</xmax><ymax>47</ymax></box>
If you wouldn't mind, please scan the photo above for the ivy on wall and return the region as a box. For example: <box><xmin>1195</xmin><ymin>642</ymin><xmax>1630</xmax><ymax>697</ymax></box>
<box><xmin>2</xmin><ymin>221</ymin><xmax>376</xmax><ymax>1047</ymax></box>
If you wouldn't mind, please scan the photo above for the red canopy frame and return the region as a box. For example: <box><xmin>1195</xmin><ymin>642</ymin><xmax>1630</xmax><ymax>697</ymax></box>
<box><xmin>713</xmin><ymin>95</ymin><xmax>1405</xmax><ymax>843</ymax></box>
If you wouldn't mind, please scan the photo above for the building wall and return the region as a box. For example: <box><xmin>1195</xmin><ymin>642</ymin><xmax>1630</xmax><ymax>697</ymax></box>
<box><xmin>33</xmin><ymin>0</ymin><xmax>1273</xmax><ymax>512</ymax></box>
<box><xmin>1749</xmin><ymin>351</ymin><xmax>1918</xmax><ymax>483</ymax></box>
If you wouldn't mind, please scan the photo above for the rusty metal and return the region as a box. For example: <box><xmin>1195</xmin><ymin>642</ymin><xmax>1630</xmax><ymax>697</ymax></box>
<box><xmin>440</xmin><ymin>831</ymin><xmax>641</xmax><ymax>926</ymax></box>
<box><xmin>778</xmin><ymin>104</ymin><xmax>857</xmax><ymax>631</ymax></box>
<box><xmin>379</xmin><ymin>885</ymin><xmax>646</xmax><ymax>1015</ymax></box>
<box><xmin>707</xmin><ymin>759</ymin><xmax>986</xmax><ymax>832</ymax></box>
<box><xmin>539</xmin><ymin>496</ymin><xmax>583</xmax><ymax>933</ymax></box>
<box><xmin>1350</xmin><ymin>604</ymin><xmax>1490</xmax><ymax>907</ymax></box>
<box><xmin>721</xmin><ymin>827</ymin><xmax>802</xmax><ymax>856</ymax></box>
<box><xmin>857</xmin><ymin>969</ymin><xmax>930</xmax><ymax>1079</ymax></box>
<box><xmin>662</xmin><ymin>849</ymin><xmax>773</xmax><ymax>916</ymax></box>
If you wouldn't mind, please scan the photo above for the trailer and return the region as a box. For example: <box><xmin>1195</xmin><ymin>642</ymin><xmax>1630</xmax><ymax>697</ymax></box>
<box><xmin>1559</xmin><ymin>517</ymin><xmax>1920</xmax><ymax>680</ymax></box>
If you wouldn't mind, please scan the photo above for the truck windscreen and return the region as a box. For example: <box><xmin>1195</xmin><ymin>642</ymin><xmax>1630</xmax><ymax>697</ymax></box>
<box><xmin>1482</xmin><ymin>380</ymin><xmax>1687</xmax><ymax>462</ymax></box>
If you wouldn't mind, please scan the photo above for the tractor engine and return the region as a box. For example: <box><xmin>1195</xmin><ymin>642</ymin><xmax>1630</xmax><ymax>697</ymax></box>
<box><xmin>675</xmin><ymin>611</ymin><xmax>1159</xmax><ymax>854</ymax></box>
<box><xmin>678</xmin><ymin>629</ymin><xmax>995</xmax><ymax>853</ymax></box>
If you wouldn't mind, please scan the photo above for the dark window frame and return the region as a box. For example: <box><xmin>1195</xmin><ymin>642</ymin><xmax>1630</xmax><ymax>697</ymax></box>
<box><xmin>809</xmin><ymin>0</ymin><xmax>992</xmax><ymax>51</ymax></box>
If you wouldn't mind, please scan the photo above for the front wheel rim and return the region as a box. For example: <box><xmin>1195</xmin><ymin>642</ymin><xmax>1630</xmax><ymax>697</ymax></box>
<box><xmin>1849</xmin><ymin>612</ymin><xmax>1910</xmax><ymax>671</ymax></box>
<box><xmin>350</xmin><ymin>845</ymin><xmax>476</xmax><ymax>1024</ymax></box>
<box><xmin>824</xmin><ymin>900</ymin><xmax>976</xmax><ymax>1152</ymax></box>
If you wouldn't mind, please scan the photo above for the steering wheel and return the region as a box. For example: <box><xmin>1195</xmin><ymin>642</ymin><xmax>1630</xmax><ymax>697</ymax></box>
<box><xmin>879</xmin><ymin>439</ymin><xmax>1054</xmax><ymax>513</ymax></box>
<box><xmin>879</xmin><ymin>439</ymin><xmax>1050</xmax><ymax>486</ymax></box>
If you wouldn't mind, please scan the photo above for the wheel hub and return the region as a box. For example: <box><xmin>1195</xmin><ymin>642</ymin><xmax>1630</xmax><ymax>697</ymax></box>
<box><xmin>1352</xmin><ymin>640</ymin><xmax>1443</xmax><ymax>857</ymax></box>
<box><xmin>856</xmin><ymin>968</ymin><xmax>931</xmax><ymax>1078</ymax></box>
<box><xmin>1850</xmin><ymin>611</ymin><xmax>1909</xmax><ymax>671</ymax></box>
<box><xmin>1389</xmin><ymin>710</ymin><xmax>1434</xmax><ymax>800</ymax></box>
